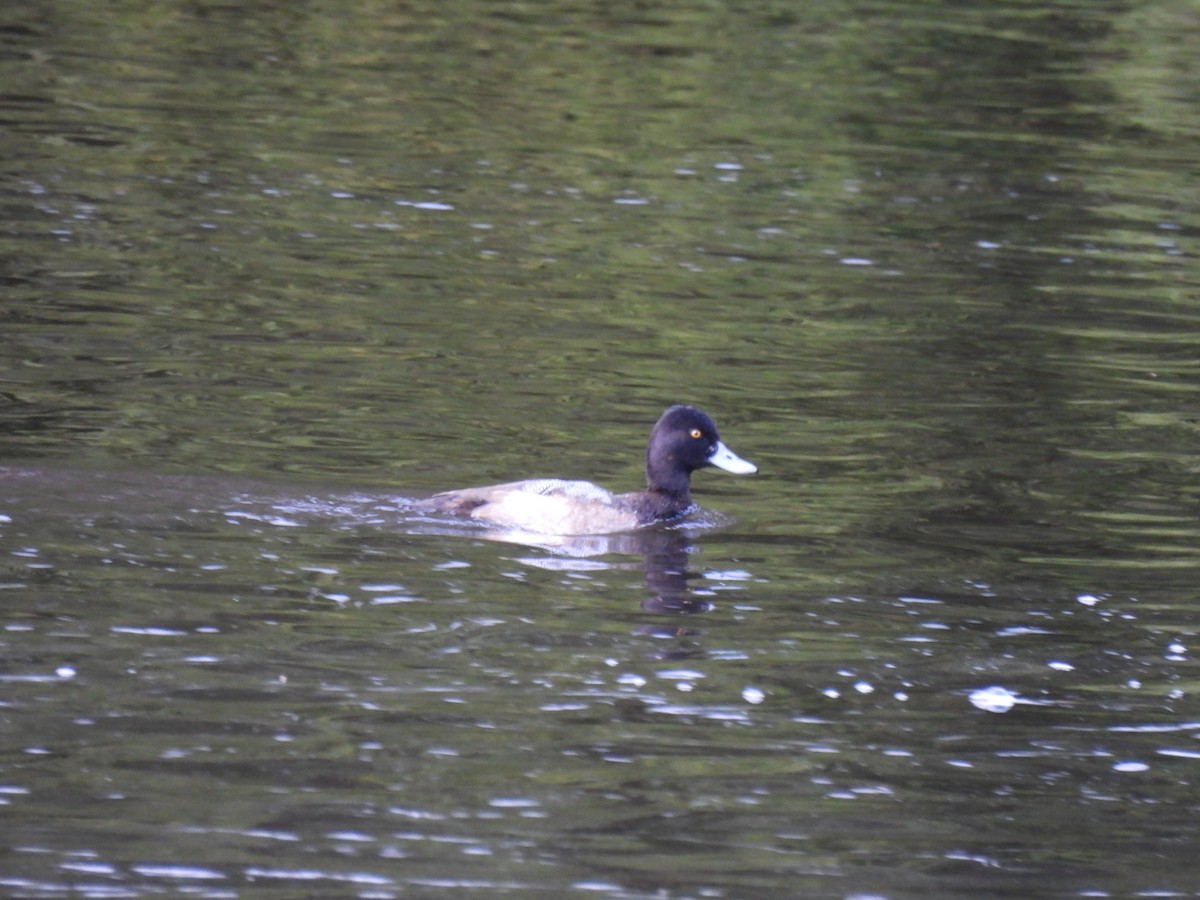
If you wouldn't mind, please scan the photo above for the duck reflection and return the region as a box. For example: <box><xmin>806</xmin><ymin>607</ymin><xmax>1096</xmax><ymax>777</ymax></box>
<box><xmin>412</xmin><ymin>514</ymin><xmax>731</xmax><ymax>619</ymax></box>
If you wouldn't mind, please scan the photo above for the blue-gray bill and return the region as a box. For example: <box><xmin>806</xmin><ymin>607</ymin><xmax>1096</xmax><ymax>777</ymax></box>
<box><xmin>708</xmin><ymin>441</ymin><xmax>757</xmax><ymax>475</ymax></box>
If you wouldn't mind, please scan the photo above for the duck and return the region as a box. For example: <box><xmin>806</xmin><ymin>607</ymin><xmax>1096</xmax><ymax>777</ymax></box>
<box><xmin>421</xmin><ymin>404</ymin><xmax>756</xmax><ymax>536</ymax></box>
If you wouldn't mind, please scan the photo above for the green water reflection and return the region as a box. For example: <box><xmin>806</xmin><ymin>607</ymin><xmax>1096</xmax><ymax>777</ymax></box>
<box><xmin>2</xmin><ymin>0</ymin><xmax>1200</xmax><ymax>898</ymax></box>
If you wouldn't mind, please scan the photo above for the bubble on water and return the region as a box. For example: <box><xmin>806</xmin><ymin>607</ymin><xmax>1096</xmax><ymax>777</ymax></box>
<box><xmin>969</xmin><ymin>685</ymin><xmax>1017</xmax><ymax>713</ymax></box>
<box><xmin>1113</xmin><ymin>761</ymin><xmax>1149</xmax><ymax>773</ymax></box>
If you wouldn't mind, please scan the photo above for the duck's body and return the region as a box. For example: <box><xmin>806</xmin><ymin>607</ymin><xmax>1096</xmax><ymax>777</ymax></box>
<box><xmin>423</xmin><ymin>405</ymin><xmax>756</xmax><ymax>536</ymax></box>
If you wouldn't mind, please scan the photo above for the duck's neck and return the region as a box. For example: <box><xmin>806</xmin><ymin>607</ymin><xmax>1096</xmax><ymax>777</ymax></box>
<box><xmin>646</xmin><ymin>458</ymin><xmax>692</xmax><ymax>503</ymax></box>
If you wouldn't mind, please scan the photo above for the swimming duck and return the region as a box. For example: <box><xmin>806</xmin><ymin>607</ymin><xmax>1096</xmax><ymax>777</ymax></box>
<box><xmin>422</xmin><ymin>404</ymin><xmax>756</xmax><ymax>535</ymax></box>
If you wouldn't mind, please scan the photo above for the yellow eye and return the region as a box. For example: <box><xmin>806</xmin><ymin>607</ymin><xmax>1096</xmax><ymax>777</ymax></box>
<box><xmin>690</xmin><ymin>429</ymin><xmax>703</xmax><ymax>439</ymax></box>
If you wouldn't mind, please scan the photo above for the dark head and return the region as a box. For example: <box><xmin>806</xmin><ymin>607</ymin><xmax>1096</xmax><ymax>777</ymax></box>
<box><xmin>645</xmin><ymin>405</ymin><xmax>756</xmax><ymax>499</ymax></box>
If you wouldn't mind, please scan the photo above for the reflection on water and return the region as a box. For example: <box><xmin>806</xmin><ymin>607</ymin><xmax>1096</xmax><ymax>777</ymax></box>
<box><xmin>407</xmin><ymin>511</ymin><xmax>741</xmax><ymax>617</ymax></box>
<box><xmin>5</xmin><ymin>462</ymin><xmax>1199</xmax><ymax>897</ymax></box>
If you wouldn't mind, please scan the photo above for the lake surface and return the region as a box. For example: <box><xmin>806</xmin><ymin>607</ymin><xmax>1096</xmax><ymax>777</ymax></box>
<box><xmin>3</xmin><ymin>1</ymin><xmax>1200</xmax><ymax>897</ymax></box>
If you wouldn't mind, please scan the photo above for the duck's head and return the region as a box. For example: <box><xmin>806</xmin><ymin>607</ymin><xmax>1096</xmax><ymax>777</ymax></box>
<box><xmin>646</xmin><ymin>404</ymin><xmax>756</xmax><ymax>496</ymax></box>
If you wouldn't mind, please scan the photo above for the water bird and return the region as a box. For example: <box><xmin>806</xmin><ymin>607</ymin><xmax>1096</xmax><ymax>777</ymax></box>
<box><xmin>422</xmin><ymin>404</ymin><xmax>756</xmax><ymax>535</ymax></box>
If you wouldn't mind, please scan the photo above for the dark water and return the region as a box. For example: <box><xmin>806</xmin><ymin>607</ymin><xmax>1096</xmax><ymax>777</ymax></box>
<box><xmin>3</xmin><ymin>1</ymin><xmax>1200</xmax><ymax>898</ymax></box>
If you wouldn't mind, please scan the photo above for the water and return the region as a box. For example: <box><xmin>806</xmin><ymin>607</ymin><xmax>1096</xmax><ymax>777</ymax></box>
<box><xmin>3</xmin><ymin>0</ymin><xmax>1200</xmax><ymax>897</ymax></box>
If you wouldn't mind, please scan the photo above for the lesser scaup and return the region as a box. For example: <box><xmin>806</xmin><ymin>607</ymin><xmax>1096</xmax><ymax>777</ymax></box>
<box><xmin>422</xmin><ymin>404</ymin><xmax>756</xmax><ymax>535</ymax></box>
